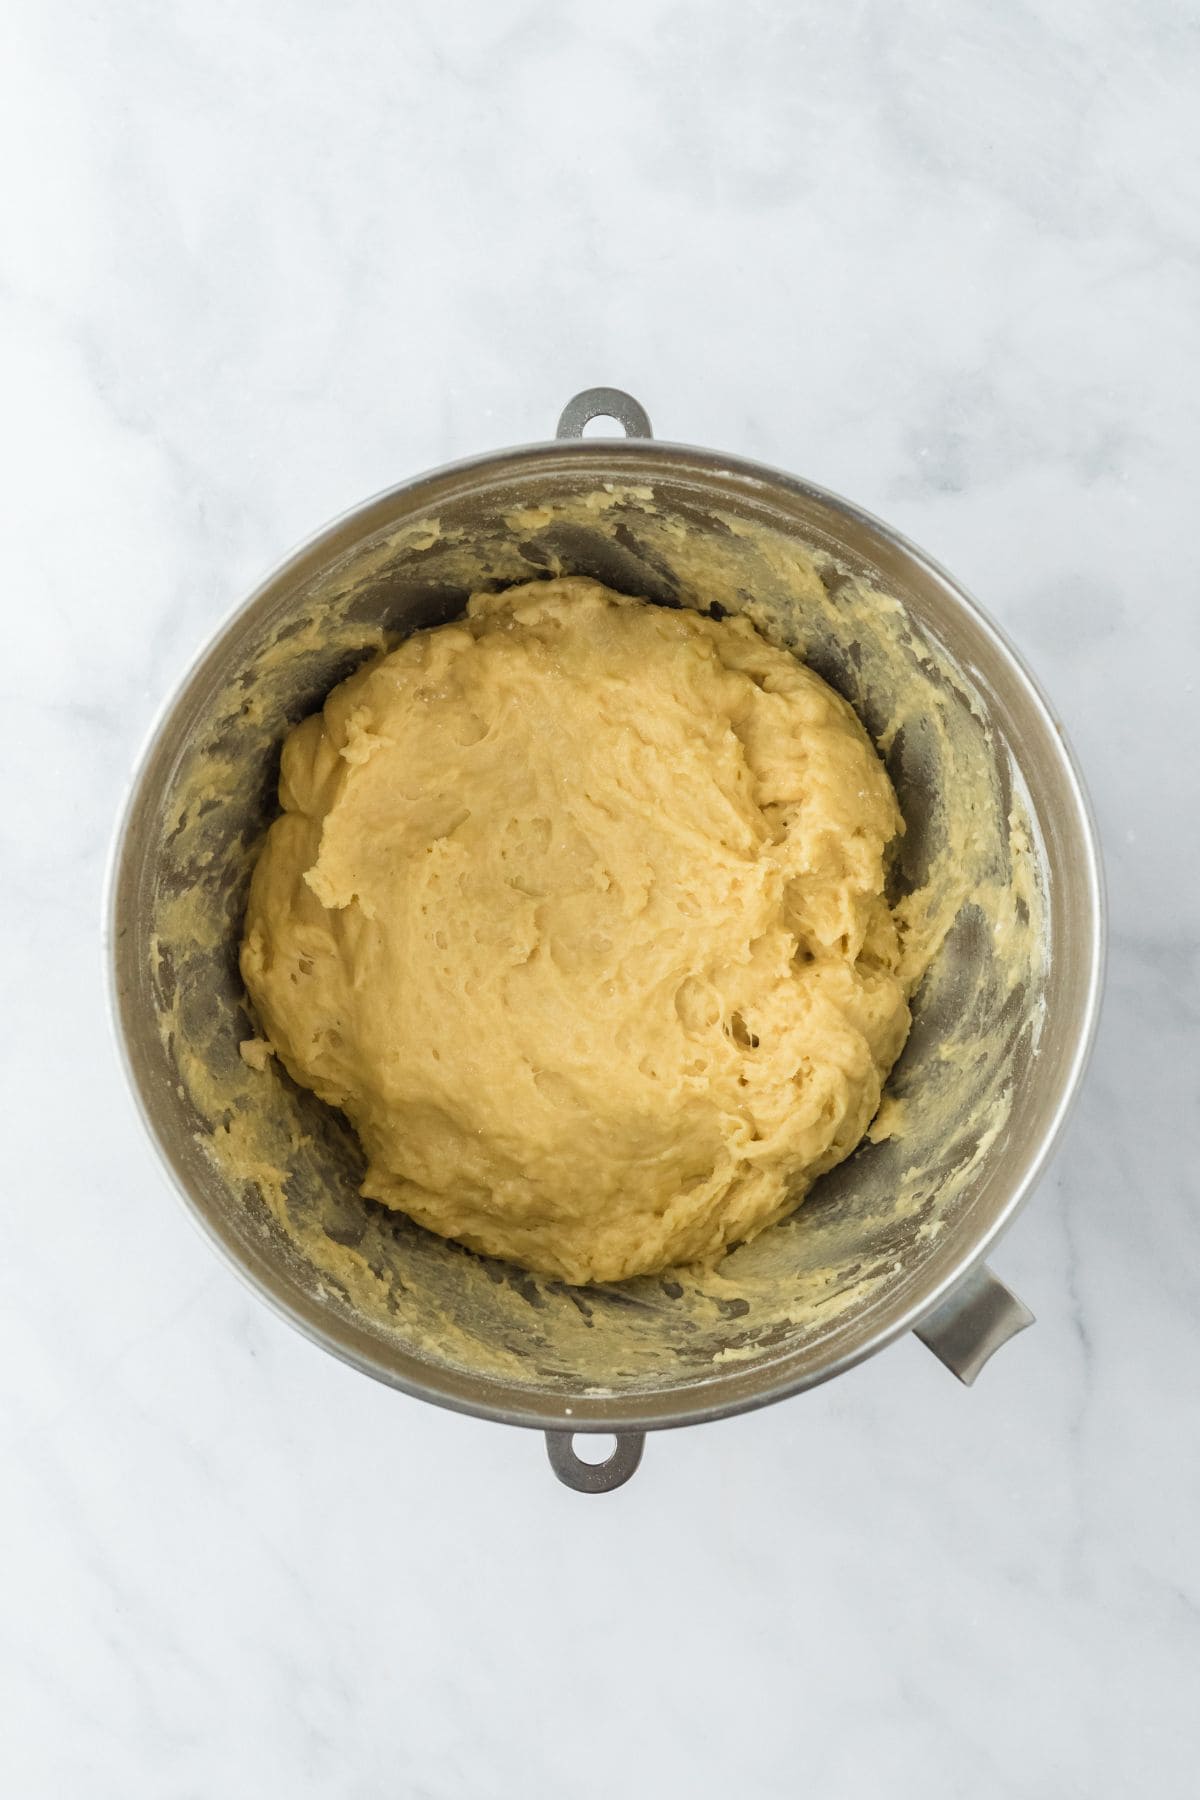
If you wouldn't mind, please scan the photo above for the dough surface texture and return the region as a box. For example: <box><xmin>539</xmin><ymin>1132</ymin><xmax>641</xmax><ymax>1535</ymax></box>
<box><xmin>241</xmin><ymin>578</ymin><xmax>911</xmax><ymax>1283</ymax></box>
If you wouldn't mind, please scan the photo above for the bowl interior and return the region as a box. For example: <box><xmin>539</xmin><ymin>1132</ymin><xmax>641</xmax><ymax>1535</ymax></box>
<box><xmin>112</xmin><ymin>444</ymin><xmax>1096</xmax><ymax>1429</ymax></box>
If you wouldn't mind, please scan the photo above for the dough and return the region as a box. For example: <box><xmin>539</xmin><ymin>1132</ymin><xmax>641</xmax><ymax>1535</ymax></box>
<box><xmin>241</xmin><ymin>578</ymin><xmax>911</xmax><ymax>1284</ymax></box>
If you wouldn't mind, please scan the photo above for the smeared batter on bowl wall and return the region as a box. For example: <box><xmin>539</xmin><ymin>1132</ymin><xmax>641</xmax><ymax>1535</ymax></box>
<box><xmin>148</xmin><ymin>485</ymin><xmax>1043</xmax><ymax>1392</ymax></box>
<box><xmin>241</xmin><ymin>577</ymin><xmax>913</xmax><ymax>1284</ymax></box>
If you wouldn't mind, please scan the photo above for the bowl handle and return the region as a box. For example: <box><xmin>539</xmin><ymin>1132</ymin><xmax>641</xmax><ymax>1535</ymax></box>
<box><xmin>545</xmin><ymin>1430</ymin><xmax>646</xmax><ymax>1493</ymax></box>
<box><xmin>914</xmin><ymin>1264</ymin><xmax>1035</xmax><ymax>1384</ymax></box>
<box><xmin>556</xmin><ymin>387</ymin><xmax>653</xmax><ymax>441</ymax></box>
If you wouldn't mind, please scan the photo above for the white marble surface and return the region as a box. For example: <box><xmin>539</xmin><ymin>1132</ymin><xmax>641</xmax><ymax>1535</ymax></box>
<box><xmin>3</xmin><ymin>2</ymin><xmax>1198</xmax><ymax>1793</ymax></box>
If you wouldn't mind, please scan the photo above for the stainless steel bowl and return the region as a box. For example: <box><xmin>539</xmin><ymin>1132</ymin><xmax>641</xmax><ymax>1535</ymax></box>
<box><xmin>108</xmin><ymin>388</ymin><xmax>1104</xmax><ymax>1491</ymax></box>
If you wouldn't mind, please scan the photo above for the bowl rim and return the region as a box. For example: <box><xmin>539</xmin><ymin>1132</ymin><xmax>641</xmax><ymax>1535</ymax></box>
<box><xmin>105</xmin><ymin>435</ymin><xmax>1107</xmax><ymax>1434</ymax></box>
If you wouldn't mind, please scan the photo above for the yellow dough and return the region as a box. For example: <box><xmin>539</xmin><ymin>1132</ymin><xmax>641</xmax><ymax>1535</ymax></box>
<box><xmin>241</xmin><ymin>578</ymin><xmax>912</xmax><ymax>1284</ymax></box>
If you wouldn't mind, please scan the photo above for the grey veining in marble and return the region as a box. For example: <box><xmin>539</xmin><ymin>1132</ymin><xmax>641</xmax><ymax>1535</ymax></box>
<box><xmin>3</xmin><ymin>2</ymin><xmax>1198</xmax><ymax>1794</ymax></box>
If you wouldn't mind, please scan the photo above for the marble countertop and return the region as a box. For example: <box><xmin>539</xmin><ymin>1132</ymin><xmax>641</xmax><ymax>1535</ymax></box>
<box><xmin>4</xmin><ymin>3</ymin><xmax>1198</xmax><ymax>1794</ymax></box>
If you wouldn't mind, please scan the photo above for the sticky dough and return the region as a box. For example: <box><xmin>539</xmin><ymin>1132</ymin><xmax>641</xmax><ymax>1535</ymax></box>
<box><xmin>241</xmin><ymin>578</ymin><xmax>913</xmax><ymax>1284</ymax></box>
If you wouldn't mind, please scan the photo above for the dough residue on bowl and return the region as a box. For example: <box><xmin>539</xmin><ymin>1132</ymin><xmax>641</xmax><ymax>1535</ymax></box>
<box><xmin>241</xmin><ymin>576</ymin><xmax>916</xmax><ymax>1283</ymax></box>
<box><xmin>144</xmin><ymin>474</ymin><xmax>1046</xmax><ymax>1395</ymax></box>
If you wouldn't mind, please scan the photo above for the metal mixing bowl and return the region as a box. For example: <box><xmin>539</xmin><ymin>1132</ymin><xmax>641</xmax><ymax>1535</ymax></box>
<box><xmin>108</xmin><ymin>388</ymin><xmax>1104</xmax><ymax>1491</ymax></box>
